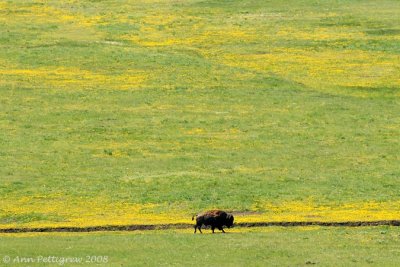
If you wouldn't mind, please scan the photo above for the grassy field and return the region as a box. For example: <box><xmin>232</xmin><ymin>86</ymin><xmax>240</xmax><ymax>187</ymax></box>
<box><xmin>1</xmin><ymin>0</ymin><xmax>400</xmax><ymax>229</ymax></box>
<box><xmin>1</xmin><ymin>227</ymin><xmax>400</xmax><ymax>266</ymax></box>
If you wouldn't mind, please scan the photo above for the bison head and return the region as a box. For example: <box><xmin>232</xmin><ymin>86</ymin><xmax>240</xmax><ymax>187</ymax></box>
<box><xmin>226</xmin><ymin>214</ymin><xmax>234</xmax><ymax>228</ymax></box>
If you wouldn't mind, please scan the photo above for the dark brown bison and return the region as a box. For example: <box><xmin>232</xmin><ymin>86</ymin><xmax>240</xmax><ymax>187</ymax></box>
<box><xmin>192</xmin><ymin>210</ymin><xmax>234</xmax><ymax>233</ymax></box>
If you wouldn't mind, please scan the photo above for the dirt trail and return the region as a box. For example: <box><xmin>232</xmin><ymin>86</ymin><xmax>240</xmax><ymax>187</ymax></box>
<box><xmin>1</xmin><ymin>220</ymin><xmax>400</xmax><ymax>233</ymax></box>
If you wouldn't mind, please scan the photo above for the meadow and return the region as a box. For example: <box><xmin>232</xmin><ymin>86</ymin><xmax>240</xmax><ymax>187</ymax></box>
<box><xmin>0</xmin><ymin>0</ymin><xmax>400</xmax><ymax>264</ymax></box>
<box><xmin>1</xmin><ymin>227</ymin><xmax>400</xmax><ymax>266</ymax></box>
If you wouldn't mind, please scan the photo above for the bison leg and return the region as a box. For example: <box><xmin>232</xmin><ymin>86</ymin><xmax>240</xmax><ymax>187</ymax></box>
<box><xmin>194</xmin><ymin>221</ymin><xmax>203</xmax><ymax>234</ymax></box>
<box><xmin>217</xmin><ymin>226</ymin><xmax>225</xmax><ymax>233</ymax></box>
<box><xmin>211</xmin><ymin>226</ymin><xmax>215</xmax><ymax>233</ymax></box>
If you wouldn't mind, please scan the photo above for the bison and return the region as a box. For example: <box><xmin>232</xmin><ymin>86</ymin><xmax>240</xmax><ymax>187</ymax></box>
<box><xmin>192</xmin><ymin>210</ymin><xmax>234</xmax><ymax>233</ymax></box>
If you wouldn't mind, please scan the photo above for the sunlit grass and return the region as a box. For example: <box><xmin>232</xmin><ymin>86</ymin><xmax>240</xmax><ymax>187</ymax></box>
<box><xmin>1</xmin><ymin>227</ymin><xmax>400</xmax><ymax>266</ymax></box>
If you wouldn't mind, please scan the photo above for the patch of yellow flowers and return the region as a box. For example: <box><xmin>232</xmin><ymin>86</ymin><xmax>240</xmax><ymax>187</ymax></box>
<box><xmin>222</xmin><ymin>48</ymin><xmax>400</xmax><ymax>91</ymax></box>
<box><xmin>0</xmin><ymin>68</ymin><xmax>147</xmax><ymax>90</ymax></box>
<box><xmin>1</xmin><ymin>196</ymin><xmax>400</xmax><ymax>229</ymax></box>
<box><xmin>246</xmin><ymin>200</ymin><xmax>400</xmax><ymax>223</ymax></box>
<box><xmin>2</xmin><ymin>1</ymin><xmax>399</xmax><ymax>93</ymax></box>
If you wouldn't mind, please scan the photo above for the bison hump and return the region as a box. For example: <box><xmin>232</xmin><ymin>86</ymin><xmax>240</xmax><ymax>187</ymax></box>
<box><xmin>205</xmin><ymin>210</ymin><xmax>227</xmax><ymax>217</ymax></box>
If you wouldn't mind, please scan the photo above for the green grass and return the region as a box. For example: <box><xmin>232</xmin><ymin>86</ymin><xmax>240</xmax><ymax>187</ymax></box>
<box><xmin>0</xmin><ymin>0</ymin><xmax>399</xmax><ymax>224</ymax></box>
<box><xmin>1</xmin><ymin>227</ymin><xmax>400</xmax><ymax>266</ymax></box>
<box><xmin>1</xmin><ymin>1</ymin><xmax>400</xmax><ymax>264</ymax></box>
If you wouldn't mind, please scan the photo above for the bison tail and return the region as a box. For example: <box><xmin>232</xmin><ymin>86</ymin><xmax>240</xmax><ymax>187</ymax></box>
<box><xmin>192</xmin><ymin>214</ymin><xmax>196</xmax><ymax>221</ymax></box>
